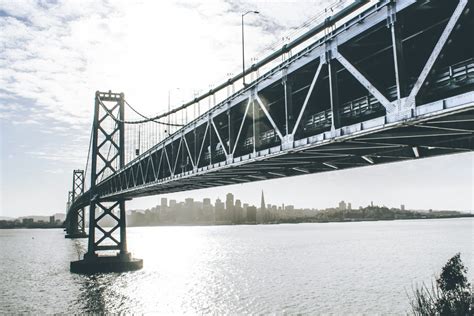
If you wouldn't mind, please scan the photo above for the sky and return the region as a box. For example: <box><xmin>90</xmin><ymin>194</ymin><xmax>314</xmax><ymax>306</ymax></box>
<box><xmin>0</xmin><ymin>0</ymin><xmax>472</xmax><ymax>218</ymax></box>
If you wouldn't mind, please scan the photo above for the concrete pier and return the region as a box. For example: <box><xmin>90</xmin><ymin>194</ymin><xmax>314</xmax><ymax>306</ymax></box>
<box><xmin>65</xmin><ymin>232</ymin><xmax>88</xmax><ymax>239</ymax></box>
<box><xmin>70</xmin><ymin>252</ymin><xmax>143</xmax><ymax>274</ymax></box>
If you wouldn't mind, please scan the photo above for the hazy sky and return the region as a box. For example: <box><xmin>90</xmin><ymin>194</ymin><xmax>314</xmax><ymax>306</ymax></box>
<box><xmin>0</xmin><ymin>0</ymin><xmax>472</xmax><ymax>217</ymax></box>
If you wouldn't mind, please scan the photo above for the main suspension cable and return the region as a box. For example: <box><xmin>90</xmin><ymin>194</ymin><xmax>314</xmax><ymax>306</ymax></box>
<box><xmin>97</xmin><ymin>96</ymin><xmax>184</xmax><ymax>126</ymax></box>
<box><xmin>124</xmin><ymin>99</ymin><xmax>185</xmax><ymax>126</ymax></box>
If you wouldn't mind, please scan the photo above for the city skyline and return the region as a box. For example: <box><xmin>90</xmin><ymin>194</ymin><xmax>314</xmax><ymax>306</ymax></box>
<box><xmin>2</xmin><ymin>151</ymin><xmax>473</xmax><ymax>218</ymax></box>
<box><xmin>3</xmin><ymin>186</ymin><xmax>453</xmax><ymax>222</ymax></box>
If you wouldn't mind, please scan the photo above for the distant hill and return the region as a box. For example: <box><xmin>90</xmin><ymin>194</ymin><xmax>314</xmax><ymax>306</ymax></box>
<box><xmin>15</xmin><ymin>213</ymin><xmax>66</xmax><ymax>222</ymax></box>
<box><xmin>312</xmin><ymin>206</ymin><xmax>469</xmax><ymax>222</ymax></box>
<box><xmin>0</xmin><ymin>213</ymin><xmax>66</xmax><ymax>222</ymax></box>
<box><xmin>18</xmin><ymin>215</ymin><xmax>51</xmax><ymax>222</ymax></box>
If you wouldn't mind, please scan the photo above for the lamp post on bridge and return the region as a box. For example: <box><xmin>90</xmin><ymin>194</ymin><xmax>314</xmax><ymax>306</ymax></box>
<box><xmin>242</xmin><ymin>10</ymin><xmax>259</xmax><ymax>87</ymax></box>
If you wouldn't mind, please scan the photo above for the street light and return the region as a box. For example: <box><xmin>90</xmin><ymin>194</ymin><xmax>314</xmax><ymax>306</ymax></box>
<box><xmin>242</xmin><ymin>10</ymin><xmax>259</xmax><ymax>87</ymax></box>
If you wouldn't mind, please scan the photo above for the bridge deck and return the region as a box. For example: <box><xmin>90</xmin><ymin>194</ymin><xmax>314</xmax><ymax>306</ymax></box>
<box><xmin>70</xmin><ymin>91</ymin><xmax>472</xmax><ymax>208</ymax></box>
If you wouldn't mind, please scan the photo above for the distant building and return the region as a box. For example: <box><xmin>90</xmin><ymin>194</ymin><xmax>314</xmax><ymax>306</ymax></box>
<box><xmin>247</xmin><ymin>206</ymin><xmax>257</xmax><ymax>223</ymax></box>
<box><xmin>185</xmin><ymin>198</ymin><xmax>194</xmax><ymax>208</ymax></box>
<box><xmin>401</xmin><ymin>204</ymin><xmax>405</xmax><ymax>211</ymax></box>
<box><xmin>215</xmin><ymin>198</ymin><xmax>226</xmax><ymax>222</ymax></box>
<box><xmin>258</xmin><ymin>191</ymin><xmax>266</xmax><ymax>223</ymax></box>
<box><xmin>184</xmin><ymin>198</ymin><xmax>195</xmax><ymax>222</ymax></box>
<box><xmin>233</xmin><ymin>199</ymin><xmax>243</xmax><ymax>223</ymax></box>
<box><xmin>49</xmin><ymin>216</ymin><xmax>55</xmax><ymax>224</ymax></box>
<box><xmin>226</xmin><ymin>193</ymin><xmax>234</xmax><ymax>212</ymax></box>
<box><xmin>338</xmin><ymin>200</ymin><xmax>347</xmax><ymax>211</ymax></box>
<box><xmin>53</xmin><ymin>213</ymin><xmax>66</xmax><ymax>222</ymax></box>
<box><xmin>170</xmin><ymin>199</ymin><xmax>177</xmax><ymax>209</ymax></box>
<box><xmin>161</xmin><ymin>197</ymin><xmax>168</xmax><ymax>208</ymax></box>
<box><xmin>202</xmin><ymin>198</ymin><xmax>213</xmax><ymax>221</ymax></box>
<box><xmin>22</xmin><ymin>218</ymin><xmax>33</xmax><ymax>225</ymax></box>
<box><xmin>242</xmin><ymin>203</ymin><xmax>249</xmax><ymax>219</ymax></box>
<box><xmin>347</xmin><ymin>203</ymin><xmax>352</xmax><ymax>211</ymax></box>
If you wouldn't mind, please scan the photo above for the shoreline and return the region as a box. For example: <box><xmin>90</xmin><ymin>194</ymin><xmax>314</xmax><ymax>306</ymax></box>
<box><xmin>2</xmin><ymin>214</ymin><xmax>472</xmax><ymax>229</ymax></box>
<box><xmin>127</xmin><ymin>214</ymin><xmax>474</xmax><ymax>227</ymax></box>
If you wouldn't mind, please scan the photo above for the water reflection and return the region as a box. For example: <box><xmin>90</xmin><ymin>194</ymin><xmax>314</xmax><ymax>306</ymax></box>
<box><xmin>71</xmin><ymin>239</ymin><xmax>86</xmax><ymax>261</ymax></box>
<box><xmin>71</xmin><ymin>237</ymin><xmax>144</xmax><ymax>313</ymax></box>
<box><xmin>75</xmin><ymin>271</ymin><xmax>143</xmax><ymax>313</ymax></box>
<box><xmin>78</xmin><ymin>275</ymin><xmax>109</xmax><ymax>313</ymax></box>
<box><xmin>72</xmin><ymin>221</ymin><xmax>474</xmax><ymax>314</ymax></box>
<box><xmin>3</xmin><ymin>220</ymin><xmax>470</xmax><ymax>314</ymax></box>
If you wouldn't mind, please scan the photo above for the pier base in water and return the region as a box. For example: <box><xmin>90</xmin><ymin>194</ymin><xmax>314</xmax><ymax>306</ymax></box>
<box><xmin>70</xmin><ymin>252</ymin><xmax>143</xmax><ymax>274</ymax></box>
<box><xmin>65</xmin><ymin>232</ymin><xmax>88</xmax><ymax>239</ymax></box>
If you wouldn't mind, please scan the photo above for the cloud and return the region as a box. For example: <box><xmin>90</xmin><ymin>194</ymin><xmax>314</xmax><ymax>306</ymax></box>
<box><xmin>0</xmin><ymin>0</ymin><xmax>349</xmax><ymax>185</ymax></box>
<box><xmin>44</xmin><ymin>168</ymin><xmax>65</xmax><ymax>174</ymax></box>
<box><xmin>12</xmin><ymin>119</ymin><xmax>40</xmax><ymax>125</ymax></box>
<box><xmin>1</xmin><ymin>0</ymin><xmax>340</xmax><ymax>126</ymax></box>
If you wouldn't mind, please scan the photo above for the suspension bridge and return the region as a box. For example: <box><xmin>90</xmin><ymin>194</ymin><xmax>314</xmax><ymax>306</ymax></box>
<box><xmin>65</xmin><ymin>0</ymin><xmax>474</xmax><ymax>273</ymax></box>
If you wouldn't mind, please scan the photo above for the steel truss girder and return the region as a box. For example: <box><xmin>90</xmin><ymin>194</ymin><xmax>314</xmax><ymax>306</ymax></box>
<box><xmin>89</xmin><ymin>91</ymin><xmax>473</xmax><ymax>201</ymax></box>
<box><xmin>335</xmin><ymin>50</ymin><xmax>396</xmax><ymax>113</ymax></box>
<box><xmin>405</xmin><ymin>0</ymin><xmax>468</xmax><ymax>108</ymax></box>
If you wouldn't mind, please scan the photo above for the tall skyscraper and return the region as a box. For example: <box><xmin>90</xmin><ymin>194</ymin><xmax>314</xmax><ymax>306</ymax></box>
<box><xmin>226</xmin><ymin>192</ymin><xmax>234</xmax><ymax>212</ymax></box>
<box><xmin>202</xmin><ymin>198</ymin><xmax>213</xmax><ymax>221</ymax></box>
<box><xmin>215</xmin><ymin>198</ymin><xmax>225</xmax><ymax>222</ymax></box>
<box><xmin>247</xmin><ymin>206</ymin><xmax>257</xmax><ymax>223</ymax></box>
<box><xmin>233</xmin><ymin>199</ymin><xmax>244</xmax><ymax>223</ymax></box>
<box><xmin>258</xmin><ymin>190</ymin><xmax>266</xmax><ymax>223</ymax></box>
<box><xmin>169</xmin><ymin>199</ymin><xmax>177</xmax><ymax>211</ymax></box>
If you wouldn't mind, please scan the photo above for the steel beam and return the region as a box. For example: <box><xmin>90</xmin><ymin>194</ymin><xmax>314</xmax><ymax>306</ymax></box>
<box><xmin>328</xmin><ymin>57</ymin><xmax>341</xmax><ymax>129</ymax></box>
<box><xmin>388</xmin><ymin>3</ymin><xmax>407</xmax><ymax>101</ymax></box>
<box><xmin>405</xmin><ymin>0</ymin><xmax>468</xmax><ymax>108</ymax></box>
<box><xmin>292</xmin><ymin>60</ymin><xmax>325</xmax><ymax>135</ymax></box>
<box><xmin>335</xmin><ymin>50</ymin><xmax>396</xmax><ymax>113</ymax></box>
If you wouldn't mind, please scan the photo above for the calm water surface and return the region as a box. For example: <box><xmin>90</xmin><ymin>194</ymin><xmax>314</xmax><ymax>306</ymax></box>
<box><xmin>1</xmin><ymin>218</ymin><xmax>473</xmax><ymax>314</ymax></box>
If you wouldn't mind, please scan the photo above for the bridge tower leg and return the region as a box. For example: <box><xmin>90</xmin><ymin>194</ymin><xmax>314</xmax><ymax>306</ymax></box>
<box><xmin>70</xmin><ymin>91</ymin><xmax>143</xmax><ymax>274</ymax></box>
<box><xmin>65</xmin><ymin>170</ymin><xmax>88</xmax><ymax>238</ymax></box>
<box><xmin>64</xmin><ymin>190</ymin><xmax>73</xmax><ymax>232</ymax></box>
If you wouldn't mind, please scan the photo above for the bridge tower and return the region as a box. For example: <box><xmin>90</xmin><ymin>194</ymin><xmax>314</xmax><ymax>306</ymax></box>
<box><xmin>70</xmin><ymin>91</ymin><xmax>143</xmax><ymax>273</ymax></box>
<box><xmin>65</xmin><ymin>170</ymin><xmax>87</xmax><ymax>238</ymax></box>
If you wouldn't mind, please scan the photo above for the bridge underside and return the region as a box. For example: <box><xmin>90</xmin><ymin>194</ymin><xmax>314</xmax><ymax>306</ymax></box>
<box><xmin>109</xmin><ymin>94</ymin><xmax>474</xmax><ymax>200</ymax></box>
